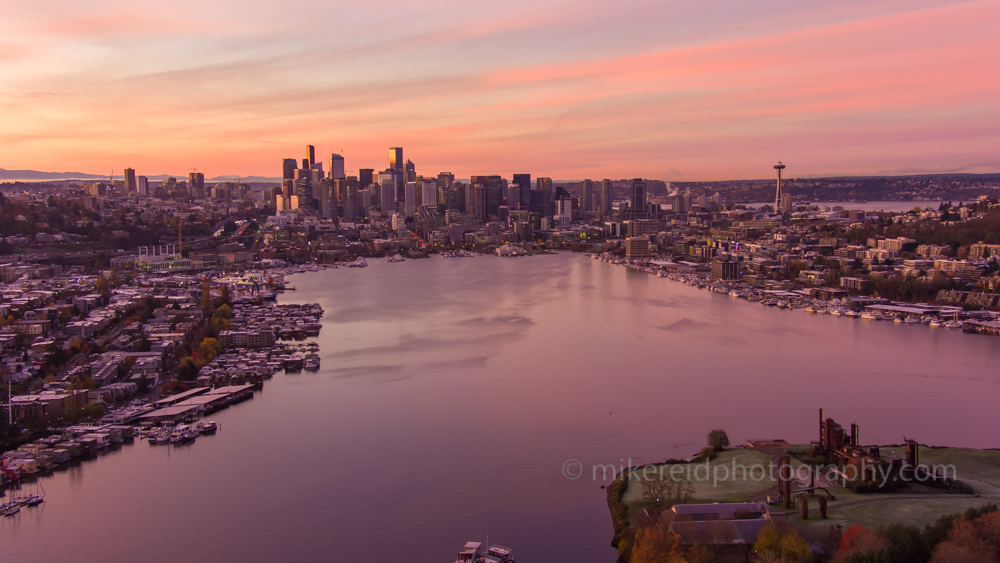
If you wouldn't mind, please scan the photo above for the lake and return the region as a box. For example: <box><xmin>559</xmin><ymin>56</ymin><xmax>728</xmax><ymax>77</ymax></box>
<box><xmin>3</xmin><ymin>252</ymin><xmax>998</xmax><ymax>562</ymax></box>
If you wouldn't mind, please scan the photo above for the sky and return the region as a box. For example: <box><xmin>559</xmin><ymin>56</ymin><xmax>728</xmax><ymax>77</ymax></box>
<box><xmin>1</xmin><ymin>0</ymin><xmax>998</xmax><ymax>181</ymax></box>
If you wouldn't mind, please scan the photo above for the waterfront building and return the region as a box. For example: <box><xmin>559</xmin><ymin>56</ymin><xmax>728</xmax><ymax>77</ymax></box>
<box><xmin>711</xmin><ymin>259</ymin><xmax>741</xmax><ymax>280</ymax></box>
<box><xmin>626</xmin><ymin>236</ymin><xmax>651</xmax><ymax>259</ymax></box>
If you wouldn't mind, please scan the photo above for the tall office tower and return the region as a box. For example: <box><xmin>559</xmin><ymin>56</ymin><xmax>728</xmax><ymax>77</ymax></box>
<box><xmin>506</xmin><ymin>184</ymin><xmax>521</xmax><ymax>210</ymax></box>
<box><xmin>447</xmin><ymin>183</ymin><xmax>466</xmax><ymax>211</ymax></box>
<box><xmin>404</xmin><ymin>182</ymin><xmax>418</xmax><ymax>217</ymax></box>
<box><xmin>471</xmin><ymin>175</ymin><xmax>503</xmax><ymax>216</ymax></box>
<box><xmin>330</xmin><ymin>154</ymin><xmax>345</xmax><ymax>179</ymax></box>
<box><xmin>124</xmin><ymin>168</ymin><xmax>137</xmax><ymax>193</ymax></box>
<box><xmin>630</xmin><ymin>178</ymin><xmax>646</xmax><ymax>211</ymax></box>
<box><xmin>580</xmin><ymin>179</ymin><xmax>593</xmax><ymax>213</ymax></box>
<box><xmin>536</xmin><ymin>177</ymin><xmax>552</xmax><ymax>192</ymax></box>
<box><xmin>600</xmin><ymin>179</ymin><xmax>612</xmax><ymax>216</ymax></box>
<box><xmin>283</xmin><ymin>179</ymin><xmax>295</xmax><ymax>199</ymax></box>
<box><xmin>137</xmin><ymin>176</ymin><xmax>149</xmax><ymax>196</ymax></box>
<box><xmin>420</xmin><ymin>179</ymin><xmax>438</xmax><ymax>207</ymax></box>
<box><xmin>555</xmin><ymin>198</ymin><xmax>573</xmax><ymax>228</ymax></box>
<box><xmin>379</xmin><ymin>177</ymin><xmax>396</xmax><ymax>213</ymax></box>
<box><xmin>283</xmin><ymin>158</ymin><xmax>298</xmax><ymax>181</ymax></box>
<box><xmin>302</xmin><ymin>158</ymin><xmax>309</xmax><ymax>170</ymax></box>
<box><xmin>189</xmin><ymin>172</ymin><xmax>205</xmax><ymax>199</ymax></box>
<box><xmin>306</xmin><ymin>145</ymin><xmax>316</xmax><ymax>168</ymax></box>
<box><xmin>471</xmin><ymin>185</ymin><xmax>486</xmax><ymax>220</ymax></box>
<box><xmin>774</xmin><ymin>161</ymin><xmax>786</xmax><ymax>212</ymax></box>
<box><xmin>513</xmin><ymin>174</ymin><xmax>531</xmax><ymax>208</ymax></box>
<box><xmin>358</xmin><ymin>168</ymin><xmax>373</xmax><ymax>188</ymax></box>
<box><xmin>317</xmin><ymin>180</ymin><xmax>337</xmax><ymax>219</ymax></box>
<box><xmin>359</xmin><ymin>187</ymin><xmax>372</xmax><ymax>219</ymax></box>
<box><xmin>390</xmin><ymin>147</ymin><xmax>403</xmax><ymax>172</ymax></box>
<box><xmin>437</xmin><ymin>172</ymin><xmax>454</xmax><ymax>188</ymax></box>
<box><xmin>404</xmin><ymin>159</ymin><xmax>416</xmax><ymax>183</ymax></box>
<box><xmin>294</xmin><ymin>179</ymin><xmax>314</xmax><ymax>210</ymax></box>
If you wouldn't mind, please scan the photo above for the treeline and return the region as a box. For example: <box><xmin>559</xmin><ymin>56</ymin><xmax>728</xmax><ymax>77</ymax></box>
<box><xmin>835</xmin><ymin>503</ymin><xmax>1000</xmax><ymax>563</ymax></box>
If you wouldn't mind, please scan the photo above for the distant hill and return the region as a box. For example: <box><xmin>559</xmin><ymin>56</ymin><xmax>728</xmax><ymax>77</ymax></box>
<box><xmin>0</xmin><ymin>169</ymin><xmax>282</xmax><ymax>183</ymax></box>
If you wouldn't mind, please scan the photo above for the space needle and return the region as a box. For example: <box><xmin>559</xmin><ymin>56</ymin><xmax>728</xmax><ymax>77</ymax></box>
<box><xmin>774</xmin><ymin>161</ymin><xmax>786</xmax><ymax>212</ymax></box>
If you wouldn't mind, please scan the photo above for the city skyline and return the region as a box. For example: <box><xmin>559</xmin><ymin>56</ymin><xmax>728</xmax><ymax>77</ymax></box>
<box><xmin>1</xmin><ymin>0</ymin><xmax>999</xmax><ymax>180</ymax></box>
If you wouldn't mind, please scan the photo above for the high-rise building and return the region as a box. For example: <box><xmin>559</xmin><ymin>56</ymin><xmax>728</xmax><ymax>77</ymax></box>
<box><xmin>283</xmin><ymin>159</ymin><xmax>298</xmax><ymax>181</ymax></box>
<box><xmin>188</xmin><ymin>172</ymin><xmax>205</xmax><ymax>199</ymax></box>
<box><xmin>630</xmin><ymin>178</ymin><xmax>646</xmax><ymax>211</ymax></box>
<box><xmin>555</xmin><ymin>198</ymin><xmax>573</xmax><ymax>228</ymax></box>
<box><xmin>512</xmin><ymin>174</ymin><xmax>531</xmax><ymax>209</ymax></box>
<box><xmin>330</xmin><ymin>154</ymin><xmax>345</xmax><ymax>179</ymax></box>
<box><xmin>600</xmin><ymin>179</ymin><xmax>613</xmax><ymax>216</ymax></box>
<box><xmin>580</xmin><ymin>179</ymin><xmax>593</xmax><ymax>213</ymax></box>
<box><xmin>390</xmin><ymin>147</ymin><xmax>403</xmax><ymax>172</ymax></box>
<box><xmin>124</xmin><ymin>168</ymin><xmax>137</xmax><ymax>193</ymax></box>
<box><xmin>437</xmin><ymin>172</ymin><xmax>454</xmax><ymax>188</ymax></box>
<box><xmin>536</xmin><ymin>177</ymin><xmax>552</xmax><ymax>191</ymax></box>
<box><xmin>506</xmin><ymin>184</ymin><xmax>521</xmax><ymax>210</ymax></box>
<box><xmin>358</xmin><ymin>168</ymin><xmax>373</xmax><ymax>188</ymax></box>
<box><xmin>379</xmin><ymin>176</ymin><xmax>396</xmax><ymax>213</ymax></box>
<box><xmin>774</xmin><ymin>161</ymin><xmax>787</xmax><ymax>212</ymax></box>
<box><xmin>405</xmin><ymin>159</ymin><xmax>416</xmax><ymax>183</ymax></box>
<box><xmin>306</xmin><ymin>145</ymin><xmax>316</xmax><ymax>168</ymax></box>
<box><xmin>471</xmin><ymin>175</ymin><xmax>503</xmax><ymax>217</ymax></box>
<box><xmin>420</xmin><ymin>179</ymin><xmax>438</xmax><ymax>207</ymax></box>
<box><xmin>137</xmin><ymin>176</ymin><xmax>149</xmax><ymax>196</ymax></box>
<box><xmin>404</xmin><ymin>182</ymin><xmax>418</xmax><ymax>217</ymax></box>
<box><xmin>672</xmin><ymin>194</ymin><xmax>688</xmax><ymax>214</ymax></box>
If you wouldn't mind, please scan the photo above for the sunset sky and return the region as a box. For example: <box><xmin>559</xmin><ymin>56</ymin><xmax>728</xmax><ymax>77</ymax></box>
<box><xmin>1</xmin><ymin>0</ymin><xmax>998</xmax><ymax>181</ymax></box>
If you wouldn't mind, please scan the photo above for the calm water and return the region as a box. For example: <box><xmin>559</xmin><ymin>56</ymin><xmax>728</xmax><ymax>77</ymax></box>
<box><xmin>4</xmin><ymin>253</ymin><xmax>999</xmax><ymax>562</ymax></box>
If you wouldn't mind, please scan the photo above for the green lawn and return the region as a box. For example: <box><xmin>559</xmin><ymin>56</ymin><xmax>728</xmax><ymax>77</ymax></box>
<box><xmin>623</xmin><ymin>449</ymin><xmax>778</xmax><ymax>506</ymax></box>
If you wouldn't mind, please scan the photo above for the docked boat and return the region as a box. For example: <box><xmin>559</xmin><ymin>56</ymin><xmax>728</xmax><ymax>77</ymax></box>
<box><xmin>304</xmin><ymin>358</ymin><xmax>320</xmax><ymax>371</ymax></box>
<box><xmin>845</xmin><ymin>311</ymin><xmax>860</xmax><ymax>318</ymax></box>
<box><xmin>861</xmin><ymin>312</ymin><xmax>878</xmax><ymax>320</ymax></box>
<box><xmin>929</xmin><ymin>320</ymin><xmax>943</xmax><ymax>327</ymax></box>
<box><xmin>197</xmin><ymin>421</ymin><xmax>218</xmax><ymax>434</ymax></box>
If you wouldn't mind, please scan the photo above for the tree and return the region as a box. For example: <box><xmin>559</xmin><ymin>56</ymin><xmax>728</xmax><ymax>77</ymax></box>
<box><xmin>630</xmin><ymin>526</ymin><xmax>689</xmax><ymax>563</ymax></box>
<box><xmin>754</xmin><ymin>524</ymin><xmax>811</xmax><ymax>563</ymax></box>
<box><xmin>708</xmin><ymin>429</ymin><xmax>730</xmax><ymax>451</ymax></box>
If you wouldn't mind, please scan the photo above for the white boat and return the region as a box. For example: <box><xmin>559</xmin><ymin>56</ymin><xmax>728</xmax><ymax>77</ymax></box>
<box><xmin>830</xmin><ymin>310</ymin><xmax>842</xmax><ymax>317</ymax></box>
<box><xmin>804</xmin><ymin>307</ymin><xmax>815</xmax><ymax>314</ymax></box>
<box><xmin>197</xmin><ymin>421</ymin><xmax>218</xmax><ymax>434</ymax></box>
<box><xmin>929</xmin><ymin>320</ymin><xmax>943</xmax><ymax>327</ymax></box>
<box><xmin>845</xmin><ymin>311</ymin><xmax>860</xmax><ymax>318</ymax></box>
<box><xmin>893</xmin><ymin>317</ymin><xmax>903</xmax><ymax>323</ymax></box>
<box><xmin>945</xmin><ymin>321</ymin><xmax>964</xmax><ymax>329</ymax></box>
<box><xmin>861</xmin><ymin>313</ymin><xmax>878</xmax><ymax>320</ymax></box>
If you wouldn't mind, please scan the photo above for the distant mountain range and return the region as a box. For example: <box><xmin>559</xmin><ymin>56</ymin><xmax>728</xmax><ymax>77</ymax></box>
<box><xmin>0</xmin><ymin>169</ymin><xmax>282</xmax><ymax>183</ymax></box>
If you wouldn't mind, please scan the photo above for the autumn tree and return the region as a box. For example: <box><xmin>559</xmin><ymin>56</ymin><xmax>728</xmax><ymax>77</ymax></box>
<box><xmin>754</xmin><ymin>524</ymin><xmax>811</xmax><ymax>563</ymax></box>
<box><xmin>631</xmin><ymin>526</ymin><xmax>689</xmax><ymax>563</ymax></box>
